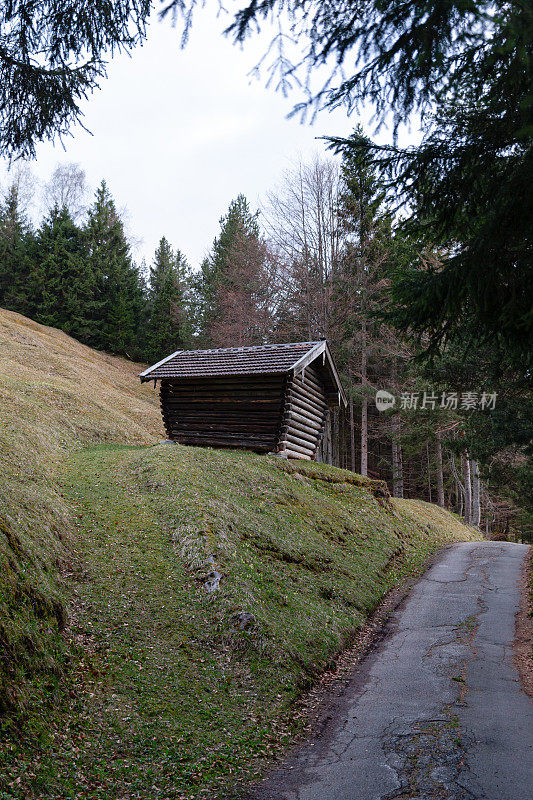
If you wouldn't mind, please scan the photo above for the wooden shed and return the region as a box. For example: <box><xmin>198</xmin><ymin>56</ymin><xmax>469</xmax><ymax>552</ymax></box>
<box><xmin>139</xmin><ymin>341</ymin><xmax>346</xmax><ymax>460</ymax></box>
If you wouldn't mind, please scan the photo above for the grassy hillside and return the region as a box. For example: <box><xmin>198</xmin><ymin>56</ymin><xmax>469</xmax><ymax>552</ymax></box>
<box><xmin>0</xmin><ymin>309</ymin><xmax>160</xmax><ymax>713</ymax></box>
<box><xmin>0</xmin><ymin>309</ymin><xmax>481</xmax><ymax>799</ymax></box>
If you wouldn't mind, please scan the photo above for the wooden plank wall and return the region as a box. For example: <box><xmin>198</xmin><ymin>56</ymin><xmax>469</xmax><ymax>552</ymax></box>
<box><xmin>277</xmin><ymin>364</ymin><xmax>327</xmax><ymax>460</ymax></box>
<box><xmin>160</xmin><ymin>375</ymin><xmax>286</xmax><ymax>452</ymax></box>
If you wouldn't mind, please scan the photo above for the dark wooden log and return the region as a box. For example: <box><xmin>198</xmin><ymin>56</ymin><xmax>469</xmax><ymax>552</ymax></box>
<box><xmin>287</xmin><ymin>387</ymin><xmax>326</xmax><ymax>414</ymax></box>
<box><xmin>165</xmin><ymin>381</ymin><xmax>285</xmax><ymax>394</ymax></box>
<box><xmin>167</xmin><ymin>382</ymin><xmax>284</xmax><ymax>390</ymax></box>
<box><xmin>171</xmin><ymin>429</ymin><xmax>275</xmax><ymax>443</ymax></box>
<box><xmin>284</xmin><ymin>403</ymin><xmax>323</xmax><ymax>426</ymax></box>
<box><xmin>283</xmin><ymin>449</ymin><xmax>312</xmax><ymax>461</ymax></box>
<box><xmin>306</xmin><ymin>364</ymin><xmax>324</xmax><ymax>383</ymax></box>
<box><xmin>163</xmin><ymin>407</ymin><xmax>280</xmax><ymax>418</ymax></box>
<box><xmin>280</xmin><ymin>439</ymin><xmax>315</xmax><ymax>456</ymax></box>
<box><xmin>292</xmin><ymin>378</ymin><xmax>326</xmax><ymax>405</ymax></box>
<box><xmin>165</xmin><ymin>374</ymin><xmax>285</xmax><ymax>384</ymax></box>
<box><xmin>163</xmin><ymin>399</ymin><xmax>282</xmax><ymax>410</ymax></box>
<box><xmin>281</xmin><ymin>424</ymin><xmax>318</xmax><ymax>445</ymax></box>
<box><xmin>167</xmin><ymin>415</ymin><xmax>272</xmax><ymax>427</ymax></box>
<box><xmin>297</xmin><ymin>369</ymin><xmax>323</xmax><ymax>391</ymax></box>
<box><xmin>169</xmin><ymin>424</ymin><xmax>278</xmax><ymax>436</ymax></box>
<box><xmin>174</xmin><ymin>438</ymin><xmax>272</xmax><ymax>451</ymax></box>
<box><xmin>165</xmin><ymin>391</ymin><xmax>283</xmax><ymax>402</ymax></box>
<box><xmin>165</xmin><ymin>405</ymin><xmax>283</xmax><ymax>415</ymax></box>
<box><xmin>164</xmin><ymin>403</ymin><xmax>280</xmax><ymax>414</ymax></box>
<box><xmin>285</xmin><ymin>408</ymin><xmax>322</xmax><ymax>430</ymax></box>
<box><xmin>284</xmin><ymin>433</ymin><xmax>317</xmax><ymax>453</ymax></box>
<box><xmin>286</xmin><ymin>416</ymin><xmax>324</xmax><ymax>440</ymax></box>
<box><xmin>165</xmin><ymin>385</ymin><xmax>284</xmax><ymax>394</ymax></box>
<box><xmin>170</xmin><ymin>423</ymin><xmax>274</xmax><ymax>434</ymax></box>
<box><xmin>288</xmin><ymin>385</ymin><xmax>324</xmax><ymax>407</ymax></box>
<box><xmin>172</xmin><ymin>433</ymin><xmax>275</xmax><ymax>444</ymax></box>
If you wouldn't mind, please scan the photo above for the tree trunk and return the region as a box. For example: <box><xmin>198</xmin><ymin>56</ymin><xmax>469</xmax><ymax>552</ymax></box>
<box><xmin>471</xmin><ymin>459</ymin><xmax>481</xmax><ymax>527</ymax></box>
<box><xmin>457</xmin><ymin>480</ymin><xmax>464</xmax><ymax>517</ymax></box>
<box><xmin>450</xmin><ymin>454</ymin><xmax>466</xmax><ymax>517</ymax></box>
<box><xmin>349</xmin><ymin>394</ymin><xmax>356</xmax><ymax>472</ymax></box>
<box><xmin>426</xmin><ymin>443</ymin><xmax>433</xmax><ymax>503</ymax></box>
<box><xmin>462</xmin><ymin>453</ymin><xmax>472</xmax><ymax>524</ymax></box>
<box><xmin>360</xmin><ymin>321</ymin><xmax>368</xmax><ymax>477</ymax></box>
<box><xmin>391</xmin><ymin>414</ymin><xmax>403</xmax><ymax>498</ymax></box>
<box><xmin>324</xmin><ymin>408</ymin><xmax>332</xmax><ymax>465</ymax></box>
<box><xmin>332</xmin><ymin>407</ymin><xmax>339</xmax><ymax>467</ymax></box>
<box><xmin>436</xmin><ymin>438</ymin><xmax>445</xmax><ymax>508</ymax></box>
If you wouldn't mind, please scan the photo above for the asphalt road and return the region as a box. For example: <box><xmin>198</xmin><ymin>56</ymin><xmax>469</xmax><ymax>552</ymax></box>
<box><xmin>249</xmin><ymin>542</ymin><xmax>532</xmax><ymax>800</ymax></box>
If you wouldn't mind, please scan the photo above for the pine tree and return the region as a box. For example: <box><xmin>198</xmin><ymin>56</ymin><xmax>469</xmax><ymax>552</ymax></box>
<box><xmin>196</xmin><ymin>194</ymin><xmax>272</xmax><ymax>346</ymax></box>
<box><xmin>0</xmin><ymin>2</ymin><xmax>149</xmax><ymax>159</ymax></box>
<box><xmin>84</xmin><ymin>181</ymin><xmax>143</xmax><ymax>354</ymax></box>
<box><xmin>333</xmin><ymin>133</ymin><xmax>393</xmax><ymax>475</ymax></box>
<box><xmin>33</xmin><ymin>205</ymin><xmax>96</xmax><ymax>341</ymax></box>
<box><xmin>0</xmin><ymin>184</ymin><xmax>35</xmax><ymax>316</ymax></box>
<box><xmin>145</xmin><ymin>237</ymin><xmax>191</xmax><ymax>361</ymax></box>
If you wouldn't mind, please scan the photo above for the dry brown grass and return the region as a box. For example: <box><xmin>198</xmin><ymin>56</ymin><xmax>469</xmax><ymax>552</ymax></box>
<box><xmin>0</xmin><ymin>308</ymin><xmax>162</xmax><ymax>520</ymax></box>
<box><xmin>0</xmin><ymin>308</ymin><xmax>162</xmax><ymax>712</ymax></box>
<box><xmin>0</xmin><ymin>306</ymin><xmax>162</xmax><ymax>565</ymax></box>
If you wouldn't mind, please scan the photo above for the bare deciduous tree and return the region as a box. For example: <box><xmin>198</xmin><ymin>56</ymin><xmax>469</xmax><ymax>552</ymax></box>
<box><xmin>262</xmin><ymin>155</ymin><xmax>342</xmax><ymax>342</ymax></box>
<box><xmin>42</xmin><ymin>163</ymin><xmax>88</xmax><ymax>220</ymax></box>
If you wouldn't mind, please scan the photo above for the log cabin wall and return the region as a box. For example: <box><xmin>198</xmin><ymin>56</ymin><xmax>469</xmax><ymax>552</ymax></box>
<box><xmin>141</xmin><ymin>341</ymin><xmax>346</xmax><ymax>460</ymax></box>
<box><xmin>160</xmin><ymin>374</ymin><xmax>286</xmax><ymax>452</ymax></box>
<box><xmin>277</xmin><ymin>364</ymin><xmax>328</xmax><ymax>460</ymax></box>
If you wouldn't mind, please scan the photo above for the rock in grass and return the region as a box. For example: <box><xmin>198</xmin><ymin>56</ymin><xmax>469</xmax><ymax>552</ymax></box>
<box><xmin>205</xmin><ymin>570</ymin><xmax>221</xmax><ymax>592</ymax></box>
<box><xmin>231</xmin><ymin>611</ymin><xmax>257</xmax><ymax>631</ymax></box>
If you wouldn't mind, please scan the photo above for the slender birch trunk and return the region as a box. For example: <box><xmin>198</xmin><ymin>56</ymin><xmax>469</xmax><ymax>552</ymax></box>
<box><xmin>324</xmin><ymin>408</ymin><xmax>332</xmax><ymax>465</ymax></box>
<box><xmin>471</xmin><ymin>459</ymin><xmax>481</xmax><ymax>527</ymax></box>
<box><xmin>450</xmin><ymin>454</ymin><xmax>466</xmax><ymax>517</ymax></box>
<box><xmin>332</xmin><ymin>408</ymin><xmax>339</xmax><ymax>468</ymax></box>
<box><xmin>436</xmin><ymin>438</ymin><xmax>445</xmax><ymax>508</ymax></box>
<box><xmin>462</xmin><ymin>453</ymin><xmax>472</xmax><ymax>524</ymax></box>
<box><xmin>426</xmin><ymin>443</ymin><xmax>433</xmax><ymax>503</ymax></box>
<box><xmin>349</xmin><ymin>394</ymin><xmax>356</xmax><ymax>472</ymax></box>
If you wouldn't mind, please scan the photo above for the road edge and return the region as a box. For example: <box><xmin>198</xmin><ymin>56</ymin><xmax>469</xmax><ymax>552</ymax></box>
<box><xmin>514</xmin><ymin>544</ymin><xmax>532</xmax><ymax>698</ymax></box>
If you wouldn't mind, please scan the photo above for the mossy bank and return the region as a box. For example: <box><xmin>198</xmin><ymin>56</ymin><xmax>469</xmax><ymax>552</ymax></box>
<box><xmin>0</xmin><ymin>309</ymin><xmax>481</xmax><ymax>799</ymax></box>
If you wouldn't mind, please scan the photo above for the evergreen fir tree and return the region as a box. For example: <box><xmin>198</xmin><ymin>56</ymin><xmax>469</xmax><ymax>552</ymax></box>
<box><xmin>145</xmin><ymin>237</ymin><xmax>191</xmax><ymax>361</ymax></box>
<box><xmin>196</xmin><ymin>194</ymin><xmax>270</xmax><ymax>346</ymax></box>
<box><xmin>0</xmin><ymin>183</ymin><xmax>35</xmax><ymax>316</ymax></box>
<box><xmin>34</xmin><ymin>205</ymin><xmax>96</xmax><ymax>341</ymax></box>
<box><xmin>84</xmin><ymin>181</ymin><xmax>143</xmax><ymax>354</ymax></box>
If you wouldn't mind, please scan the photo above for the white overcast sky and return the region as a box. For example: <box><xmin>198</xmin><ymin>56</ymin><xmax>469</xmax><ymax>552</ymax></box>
<box><xmin>0</xmin><ymin>9</ymin><xmax>415</xmax><ymax>269</ymax></box>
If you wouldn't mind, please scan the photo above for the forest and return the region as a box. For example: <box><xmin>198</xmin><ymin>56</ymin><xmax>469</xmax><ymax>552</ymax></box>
<box><xmin>1</xmin><ymin>146</ymin><xmax>530</xmax><ymax>542</ymax></box>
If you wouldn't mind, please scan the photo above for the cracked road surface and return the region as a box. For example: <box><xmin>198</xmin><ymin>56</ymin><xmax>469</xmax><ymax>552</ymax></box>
<box><xmin>248</xmin><ymin>542</ymin><xmax>532</xmax><ymax>800</ymax></box>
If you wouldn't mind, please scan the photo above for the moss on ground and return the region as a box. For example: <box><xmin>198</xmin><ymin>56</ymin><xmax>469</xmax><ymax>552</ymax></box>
<box><xmin>0</xmin><ymin>309</ymin><xmax>481</xmax><ymax>799</ymax></box>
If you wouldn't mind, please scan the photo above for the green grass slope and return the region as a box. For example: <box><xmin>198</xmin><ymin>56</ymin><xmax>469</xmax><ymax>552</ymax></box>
<box><xmin>0</xmin><ymin>309</ymin><xmax>481</xmax><ymax>799</ymax></box>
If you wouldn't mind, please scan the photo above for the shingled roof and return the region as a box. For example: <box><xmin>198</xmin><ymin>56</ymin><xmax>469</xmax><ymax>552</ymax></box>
<box><xmin>139</xmin><ymin>341</ymin><xmax>346</xmax><ymax>404</ymax></box>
